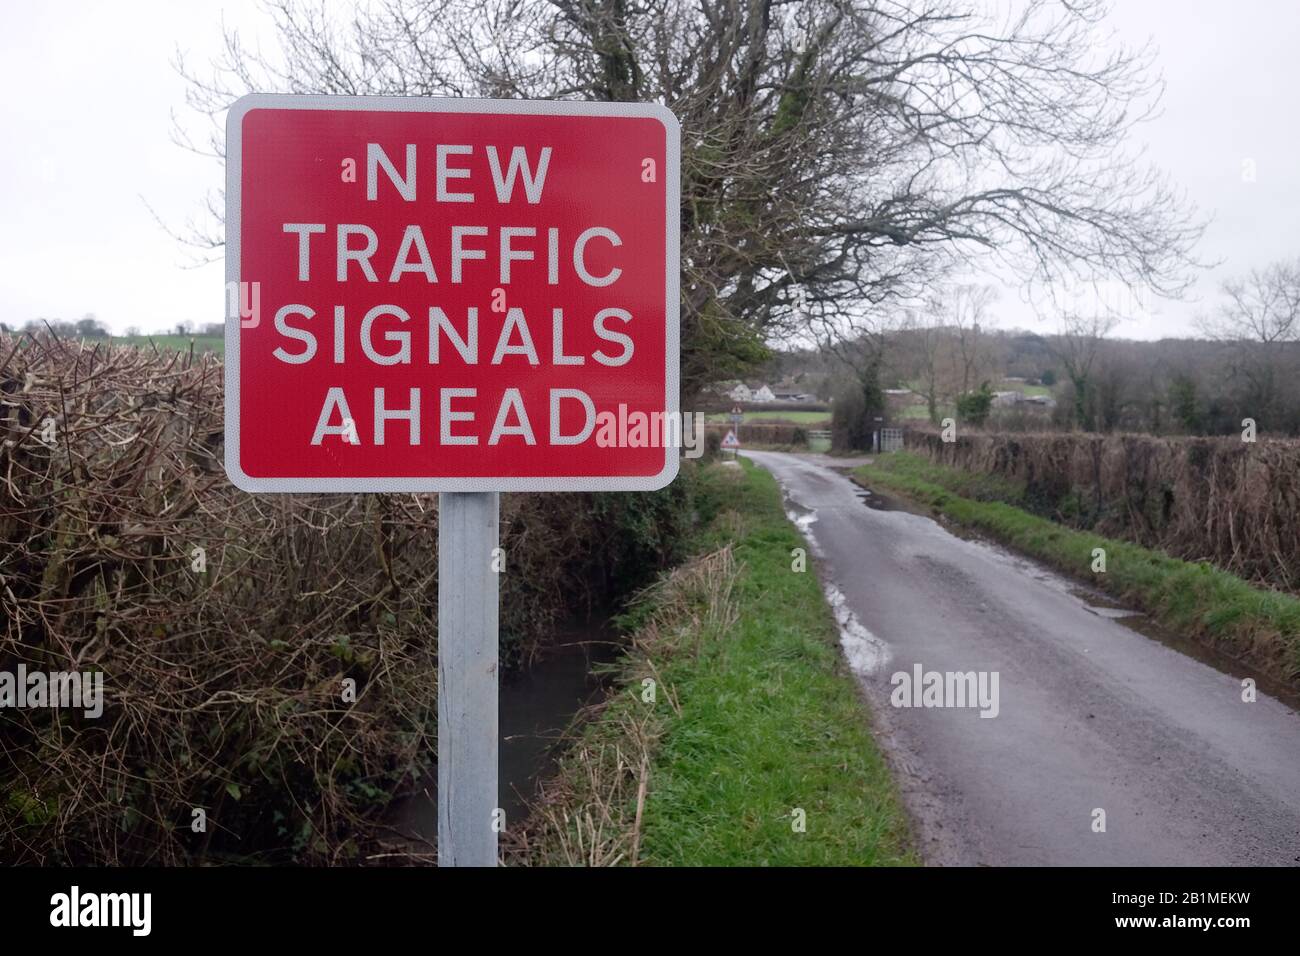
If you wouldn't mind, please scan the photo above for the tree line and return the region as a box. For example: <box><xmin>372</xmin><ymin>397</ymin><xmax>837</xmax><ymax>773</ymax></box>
<box><xmin>801</xmin><ymin>256</ymin><xmax>1300</xmax><ymax>439</ymax></box>
<box><xmin>2</xmin><ymin>318</ymin><xmax>224</xmax><ymax>338</ymax></box>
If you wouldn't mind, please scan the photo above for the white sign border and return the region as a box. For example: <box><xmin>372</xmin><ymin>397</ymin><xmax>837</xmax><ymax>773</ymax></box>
<box><xmin>225</xmin><ymin>93</ymin><xmax>681</xmax><ymax>493</ymax></box>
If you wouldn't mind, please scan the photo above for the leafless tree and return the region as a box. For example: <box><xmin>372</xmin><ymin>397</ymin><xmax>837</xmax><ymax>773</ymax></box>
<box><xmin>926</xmin><ymin>283</ymin><xmax>997</xmax><ymax>395</ymax></box>
<box><xmin>1049</xmin><ymin>312</ymin><xmax>1117</xmax><ymax>431</ymax></box>
<box><xmin>905</xmin><ymin>310</ymin><xmax>945</xmax><ymax>424</ymax></box>
<box><xmin>1197</xmin><ymin>257</ymin><xmax>1300</xmax><ymax>426</ymax></box>
<box><xmin>1202</xmin><ymin>258</ymin><xmax>1300</xmax><ymax>346</ymax></box>
<box><xmin>176</xmin><ymin>0</ymin><xmax>1206</xmax><ymax>397</ymax></box>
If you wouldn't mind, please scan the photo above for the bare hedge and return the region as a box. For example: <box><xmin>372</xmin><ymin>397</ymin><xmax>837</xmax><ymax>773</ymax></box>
<box><xmin>0</xmin><ymin>335</ymin><xmax>688</xmax><ymax>863</ymax></box>
<box><xmin>905</xmin><ymin>428</ymin><xmax>1300</xmax><ymax>592</ymax></box>
<box><xmin>704</xmin><ymin>422</ymin><xmax>806</xmax><ymax>446</ymax></box>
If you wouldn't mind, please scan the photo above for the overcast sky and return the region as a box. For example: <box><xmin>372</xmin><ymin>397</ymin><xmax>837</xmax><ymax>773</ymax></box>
<box><xmin>2</xmin><ymin>0</ymin><xmax>1297</xmax><ymax>339</ymax></box>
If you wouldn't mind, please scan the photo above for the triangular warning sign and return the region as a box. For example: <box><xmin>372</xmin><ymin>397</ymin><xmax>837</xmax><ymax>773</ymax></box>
<box><xmin>721</xmin><ymin>429</ymin><xmax>740</xmax><ymax>448</ymax></box>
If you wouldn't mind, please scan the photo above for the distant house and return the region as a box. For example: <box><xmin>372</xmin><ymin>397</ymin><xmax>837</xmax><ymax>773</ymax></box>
<box><xmin>724</xmin><ymin>381</ymin><xmax>814</xmax><ymax>404</ymax></box>
<box><xmin>992</xmin><ymin>391</ymin><xmax>1056</xmax><ymax>412</ymax></box>
<box><xmin>772</xmin><ymin>389</ymin><xmax>817</xmax><ymax>403</ymax></box>
<box><xmin>729</xmin><ymin>383</ymin><xmax>753</xmax><ymax>402</ymax></box>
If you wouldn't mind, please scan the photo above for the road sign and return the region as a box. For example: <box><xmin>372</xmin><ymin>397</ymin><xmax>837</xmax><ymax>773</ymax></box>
<box><xmin>729</xmin><ymin>406</ymin><xmax>743</xmax><ymax>425</ymax></box>
<box><xmin>721</xmin><ymin>429</ymin><xmax>740</xmax><ymax>449</ymax></box>
<box><xmin>224</xmin><ymin>94</ymin><xmax>681</xmax><ymax>868</ymax></box>
<box><xmin>225</xmin><ymin>94</ymin><xmax>680</xmax><ymax>493</ymax></box>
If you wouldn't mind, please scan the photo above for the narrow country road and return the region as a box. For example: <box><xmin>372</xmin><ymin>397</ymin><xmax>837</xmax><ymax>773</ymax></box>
<box><xmin>745</xmin><ymin>450</ymin><xmax>1300</xmax><ymax>866</ymax></box>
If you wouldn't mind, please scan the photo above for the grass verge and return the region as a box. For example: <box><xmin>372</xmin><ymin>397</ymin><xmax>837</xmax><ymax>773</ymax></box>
<box><xmin>505</xmin><ymin>459</ymin><xmax>916</xmax><ymax>866</ymax></box>
<box><xmin>856</xmin><ymin>453</ymin><xmax>1300</xmax><ymax>685</ymax></box>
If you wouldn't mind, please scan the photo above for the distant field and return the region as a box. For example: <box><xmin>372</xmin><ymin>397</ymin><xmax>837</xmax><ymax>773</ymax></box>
<box><xmin>1000</xmin><ymin>381</ymin><xmax>1051</xmax><ymax>397</ymax></box>
<box><xmin>109</xmin><ymin>335</ymin><xmax>224</xmax><ymax>355</ymax></box>
<box><xmin>706</xmin><ymin>410</ymin><xmax>830</xmax><ymax>425</ymax></box>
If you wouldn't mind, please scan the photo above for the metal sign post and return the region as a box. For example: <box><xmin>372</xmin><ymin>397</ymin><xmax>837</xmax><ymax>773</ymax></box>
<box><xmin>437</xmin><ymin>491</ymin><xmax>499</xmax><ymax>867</ymax></box>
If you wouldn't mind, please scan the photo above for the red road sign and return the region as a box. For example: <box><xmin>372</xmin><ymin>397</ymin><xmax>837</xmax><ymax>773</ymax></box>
<box><xmin>224</xmin><ymin>95</ymin><xmax>679</xmax><ymax>492</ymax></box>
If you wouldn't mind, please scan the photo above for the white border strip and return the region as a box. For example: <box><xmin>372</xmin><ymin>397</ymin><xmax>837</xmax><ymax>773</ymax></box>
<box><xmin>224</xmin><ymin>93</ymin><xmax>680</xmax><ymax>493</ymax></box>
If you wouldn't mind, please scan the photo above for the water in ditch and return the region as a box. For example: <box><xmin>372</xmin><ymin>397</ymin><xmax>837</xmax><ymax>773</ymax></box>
<box><xmin>385</xmin><ymin>617</ymin><xmax>622</xmax><ymax>858</ymax></box>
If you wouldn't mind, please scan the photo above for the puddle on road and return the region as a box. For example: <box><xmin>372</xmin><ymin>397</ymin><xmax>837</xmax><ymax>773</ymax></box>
<box><xmin>845</xmin><ymin>476</ymin><xmax>935</xmax><ymax>518</ymax></box>
<box><xmin>1066</xmin><ymin>587</ymin><xmax>1142</xmax><ymax>620</ymax></box>
<box><xmin>823</xmin><ymin>580</ymin><xmax>891</xmax><ymax>676</ymax></box>
<box><xmin>784</xmin><ymin>504</ymin><xmax>824</xmax><ymax>556</ymax></box>
<box><xmin>851</xmin><ymin>485</ymin><xmax>896</xmax><ymax>512</ymax></box>
<box><xmin>781</xmin><ymin>490</ymin><xmax>891</xmax><ymax>678</ymax></box>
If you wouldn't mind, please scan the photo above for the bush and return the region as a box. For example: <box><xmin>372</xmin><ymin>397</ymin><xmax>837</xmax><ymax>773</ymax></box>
<box><xmin>956</xmin><ymin>383</ymin><xmax>995</xmax><ymax>426</ymax></box>
<box><xmin>831</xmin><ymin>382</ymin><xmax>881</xmax><ymax>452</ymax></box>
<box><xmin>0</xmin><ymin>333</ymin><xmax>694</xmax><ymax>863</ymax></box>
<box><xmin>904</xmin><ymin>427</ymin><xmax>1300</xmax><ymax>592</ymax></box>
<box><xmin>704</xmin><ymin>422</ymin><xmax>804</xmax><ymax>446</ymax></box>
<box><xmin>703</xmin><ymin>429</ymin><xmax>722</xmax><ymax>460</ymax></box>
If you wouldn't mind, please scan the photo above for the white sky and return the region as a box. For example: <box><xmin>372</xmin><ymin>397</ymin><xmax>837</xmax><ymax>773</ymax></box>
<box><xmin>1</xmin><ymin>0</ymin><xmax>1297</xmax><ymax>339</ymax></box>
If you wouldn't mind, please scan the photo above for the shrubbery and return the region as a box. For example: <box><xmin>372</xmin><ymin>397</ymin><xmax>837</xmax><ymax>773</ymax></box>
<box><xmin>955</xmin><ymin>383</ymin><xmax>994</xmax><ymax>426</ymax></box>
<box><xmin>704</xmin><ymin>422</ymin><xmax>805</xmax><ymax>447</ymax></box>
<box><xmin>0</xmin><ymin>334</ymin><xmax>695</xmax><ymax>863</ymax></box>
<box><xmin>904</xmin><ymin>427</ymin><xmax>1300</xmax><ymax>592</ymax></box>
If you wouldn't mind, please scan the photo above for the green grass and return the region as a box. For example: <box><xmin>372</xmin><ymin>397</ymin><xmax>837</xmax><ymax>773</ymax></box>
<box><xmin>857</xmin><ymin>453</ymin><xmax>1300</xmax><ymax>684</ymax></box>
<box><xmin>639</xmin><ymin>461</ymin><xmax>914</xmax><ymax>865</ymax></box>
<box><xmin>861</xmin><ymin>451</ymin><xmax>1026</xmax><ymax>503</ymax></box>
<box><xmin>108</xmin><ymin>335</ymin><xmax>224</xmax><ymax>355</ymax></box>
<box><xmin>513</xmin><ymin>459</ymin><xmax>916</xmax><ymax>866</ymax></box>
<box><xmin>992</xmin><ymin>380</ymin><xmax>1052</xmax><ymax>398</ymax></box>
<box><xmin>707</xmin><ymin>410</ymin><xmax>830</xmax><ymax>425</ymax></box>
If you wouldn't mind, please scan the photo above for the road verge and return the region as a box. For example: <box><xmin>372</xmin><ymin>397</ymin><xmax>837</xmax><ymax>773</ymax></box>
<box><xmin>506</xmin><ymin>458</ymin><xmax>917</xmax><ymax>866</ymax></box>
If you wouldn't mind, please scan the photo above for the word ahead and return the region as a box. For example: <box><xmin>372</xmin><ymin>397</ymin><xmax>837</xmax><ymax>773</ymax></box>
<box><xmin>225</xmin><ymin>95</ymin><xmax>680</xmax><ymax>491</ymax></box>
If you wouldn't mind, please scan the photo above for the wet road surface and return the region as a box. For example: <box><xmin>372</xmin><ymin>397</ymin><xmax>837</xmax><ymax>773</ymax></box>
<box><xmin>746</xmin><ymin>450</ymin><xmax>1300</xmax><ymax>866</ymax></box>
